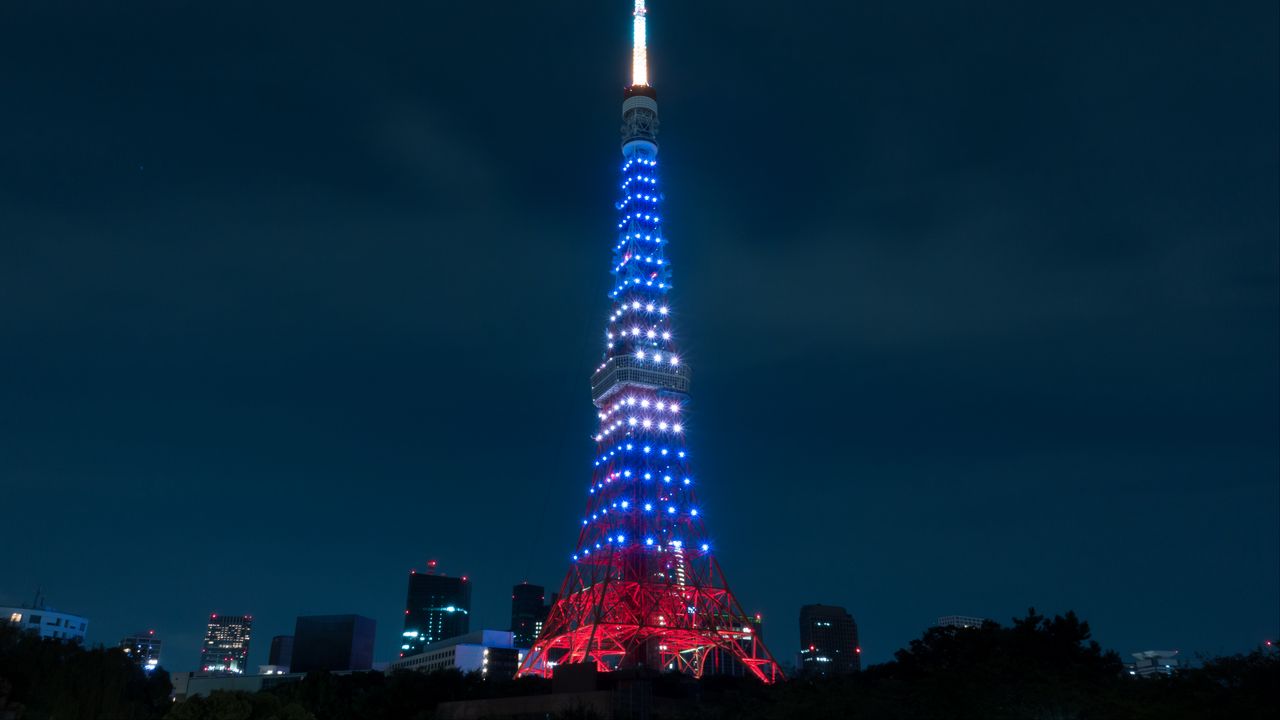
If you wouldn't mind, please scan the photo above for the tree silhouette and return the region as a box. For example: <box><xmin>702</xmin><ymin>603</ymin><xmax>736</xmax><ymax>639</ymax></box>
<box><xmin>0</xmin><ymin>623</ymin><xmax>172</xmax><ymax>720</ymax></box>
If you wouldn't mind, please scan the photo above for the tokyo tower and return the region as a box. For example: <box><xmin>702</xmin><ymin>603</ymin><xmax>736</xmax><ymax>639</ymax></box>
<box><xmin>515</xmin><ymin>1</ymin><xmax>783</xmax><ymax>683</ymax></box>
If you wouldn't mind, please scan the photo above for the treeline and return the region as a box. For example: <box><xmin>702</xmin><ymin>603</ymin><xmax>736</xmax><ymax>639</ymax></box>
<box><xmin>0</xmin><ymin>624</ymin><xmax>171</xmax><ymax>719</ymax></box>
<box><xmin>175</xmin><ymin>671</ymin><xmax>550</xmax><ymax>720</ymax></box>
<box><xmin>681</xmin><ymin>610</ymin><xmax>1277</xmax><ymax>720</ymax></box>
<box><xmin>0</xmin><ymin>621</ymin><xmax>542</xmax><ymax>720</ymax></box>
<box><xmin>1</xmin><ymin>611</ymin><xmax>1275</xmax><ymax>719</ymax></box>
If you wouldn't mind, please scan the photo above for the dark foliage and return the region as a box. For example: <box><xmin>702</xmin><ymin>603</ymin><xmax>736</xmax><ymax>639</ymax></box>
<box><xmin>165</xmin><ymin>692</ymin><xmax>314</xmax><ymax>720</ymax></box>
<box><xmin>0</xmin><ymin>623</ymin><xmax>173</xmax><ymax>720</ymax></box>
<box><xmin>682</xmin><ymin>609</ymin><xmax>1278</xmax><ymax>720</ymax></box>
<box><xmin>260</xmin><ymin>669</ymin><xmax>549</xmax><ymax>720</ymax></box>
<box><xmin>4</xmin><ymin>612</ymin><xmax>1275</xmax><ymax>719</ymax></box>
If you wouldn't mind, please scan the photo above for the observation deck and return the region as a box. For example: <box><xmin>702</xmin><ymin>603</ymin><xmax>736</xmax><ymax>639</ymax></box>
<box><xmin>591</xmin><ymin>355</ymin><xmax>690</xmax><ymax>406</ymax></box>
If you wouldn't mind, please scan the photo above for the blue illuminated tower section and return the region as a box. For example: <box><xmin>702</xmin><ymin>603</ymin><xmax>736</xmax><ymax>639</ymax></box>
<box><xmin>516</xmin><ymin>1</ymin><xmax>782</xmax><ymax>683</ymax></box>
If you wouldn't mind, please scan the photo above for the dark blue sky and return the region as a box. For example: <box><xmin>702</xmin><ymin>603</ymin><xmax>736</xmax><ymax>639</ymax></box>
<box><xmin>1</xmin><ymin>0</ymin><xmax>1276</xmax><ymax>672</ymax></box>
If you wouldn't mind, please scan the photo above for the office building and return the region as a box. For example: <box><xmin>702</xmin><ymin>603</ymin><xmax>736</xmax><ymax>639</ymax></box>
<box><xmin>799</xmin><ymin>604</ymin><xmax>860</xmax><ymax>675</ymax></box>
<box><xmin>200</xmin><ymin>613</ymin><xmax>253</xmax><ymax>675</ymax></box>
<box><xmin>542</xmin><ymin>594</ymin><xmax>559</xmax><ymax>640</ymax></box>
<box><xmin>291</xmin><ymin>614</ymin><xmax>376</xmax><ymax>673</ymax></box>
<box><xmin>388</xmin><ymin>630</ymin><xmax>521</xmax><ymax>679</ymax></box>
<box><xmin>120</xmin><ymin>630</ymin><xmax>162</xmax><ymax>671</ymax></box>
<box><xmin>2</xmin><ymin>600</ymin><xmax>88</xmax><ymax>644</ymax></box>
<box><xmin>510</xmin><ymin>583</ymin><xmax>552</xmax><ymax>648</ymax></box>
<box><xmin>402</xmin><ymin>560</ymin><xmax>471</xmax><ymax>656</ymax></box>
<box><xmin>268</xmin><ymin>635</ymin><xmax>294</xmax><ymax>669</ymax></box>
<box><xmin>937</xmin><ymin>615</ymin><xmax>989</xmax><ymax>629</ymax></box>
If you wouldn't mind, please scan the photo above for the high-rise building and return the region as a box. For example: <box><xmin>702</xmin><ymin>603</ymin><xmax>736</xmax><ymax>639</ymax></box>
<box><xmin>268</xmin><ymin>635</ymin><xmax>294</xmax><ymax>669</ymax></box>
<box><xmin>2</xmin><ymin>600</ymin><xmax>88</xmax><ymax>644</ymax></box>
<box><xmin>543</xmin><ymin>593</ymin><xmax>558</xmax><ymax>639</ymax></box>
<box><xmin>200</xmin><ymin>613</ymin><xmax>253</xmax><ymax>675</ymax></box>
<box><xmin>402</xmin><ymin>560</ymin><xmax>471</xmax><ymax>657</ymax></box>
<box><xmin>119</xmin><ymin>630</ymin><xmax>162</xmax><ymax>672</ymax></box>
<box><xmin>937</xmin><ymin>615</ymin><xmax>989</xmax><ymax>629</ymax></box>
<box><xmin>290</xmin><ymin>615</ymin><xmax>376</xmax><ymax>673</ymax></box>
<box><xmin>799</xmin><ymin>605</ymin><xmax>860</xmax><ymax>675</ymax></box>
<box><xmin>510</xmin><ymin>583</ymin><xmax>553</xmax><ymax>648</ymax></box>
<box><xmin>515</xmin><ymin>1</ymin><xmax>782</xmax><ymax>684</ymax></box>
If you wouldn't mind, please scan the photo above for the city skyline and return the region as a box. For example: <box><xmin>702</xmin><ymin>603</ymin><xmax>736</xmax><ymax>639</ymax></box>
<box><xmin>2</xmin><ymin>0</ymin><xmax>1276</xmax><ymax>677</ymax></box>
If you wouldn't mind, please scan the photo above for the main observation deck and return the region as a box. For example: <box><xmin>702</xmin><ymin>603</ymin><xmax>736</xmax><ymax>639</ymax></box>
<box><xmin>590</xmin><ymin>355</ymin><xmax>690</xmax><ymax>407</ymax></box>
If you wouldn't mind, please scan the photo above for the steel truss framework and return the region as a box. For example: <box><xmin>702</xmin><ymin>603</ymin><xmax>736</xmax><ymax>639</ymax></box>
<box><xmin>521</xmin><ymin>538</ymin><xmax>782</xmax><ymax>682</ymax></box>
<box><xmin>516</xmin><ymin>0</ymin><xmax>782</xmax><ymax>686</ymax></box>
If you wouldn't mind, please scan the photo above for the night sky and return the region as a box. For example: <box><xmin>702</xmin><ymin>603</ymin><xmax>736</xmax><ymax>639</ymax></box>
<box><xmin>2</xmin><ymin>1</ymin><xmax>1276</xmax><ymax>673</ymax></box>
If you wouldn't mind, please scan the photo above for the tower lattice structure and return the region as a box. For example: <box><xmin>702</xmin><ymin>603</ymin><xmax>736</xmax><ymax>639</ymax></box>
<box><xmin>516</xmin><ymin>1</ymin><xmax>783</xmax><ymax>684</ymax></box>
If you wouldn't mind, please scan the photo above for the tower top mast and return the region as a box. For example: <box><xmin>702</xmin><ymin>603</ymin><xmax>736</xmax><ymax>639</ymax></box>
<box><xmin>622</xmin><ymin>1</ymin><xmax>658</xmax><ymax>151</ymax></box>
<box><xmin>632</xmin><ymin>0</ymin><xmax>649</xmax><ymax>87</ymax></box>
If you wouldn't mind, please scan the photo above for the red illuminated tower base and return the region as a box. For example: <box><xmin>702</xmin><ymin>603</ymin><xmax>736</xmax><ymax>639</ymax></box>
<box><xmin>516</xmin><ymin>1</ymin><xmax>782</xmax><ymax>684</ymax></box>
<box><xmin>524</xmin><ymin>552</ymin><xmax>781</xmax><ymax>682</ymax></box>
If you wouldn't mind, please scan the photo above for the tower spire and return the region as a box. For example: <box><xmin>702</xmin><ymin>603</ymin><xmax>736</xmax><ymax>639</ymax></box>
<box><xmin>632</xmin><ymin>0</ymin><xmax>649</xmax><ymax>87</ymax></box>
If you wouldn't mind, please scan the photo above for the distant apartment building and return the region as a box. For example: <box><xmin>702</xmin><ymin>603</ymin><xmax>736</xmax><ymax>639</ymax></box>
<box><xmin>402</xmin><ymin>560</ymin><xmax>471</xmax><ymax>656</ymax></box>
<box><xmin>798</xmin><ymin>604</ymin><xmax>860</xmax><ymax>675</ymax></box>
<box><xmin>290</xmin><ymin>615</ymin><xmax>376</xmax><ymax>673</ymax></box>
<box><xmin>937</xmin><ymin>615</ymin><xmax>989</xmax><ymax>629</ymax></box>
<box><xmin>1128</xmin><ymin>650</ymin><xmax>1181</xmax><ymax>677</ymax></box>
<box><xmin>200</xmin><ymin>614</ymin><xmax>253</xmax><ymax>674</ymax></box>
<box><xmin>388</xmin><ymin>630</ymin><xmax>521</xmax><ymax>679</ymax></box>
<box><xmin>2</xmin><ymin>601</ymin><xmax>88</xmax><ymax>644</ymax></box>
<box><xmin>120</xmin><ymin>630</ymin><xmax>163</xmax><ymax>671</ymax></box>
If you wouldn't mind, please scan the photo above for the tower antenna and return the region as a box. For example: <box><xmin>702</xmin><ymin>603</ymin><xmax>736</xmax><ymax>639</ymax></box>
<box><xmin>632</xmin><ymin>0</ymin><xmax>648</xmax><ymax>87</ymax></box>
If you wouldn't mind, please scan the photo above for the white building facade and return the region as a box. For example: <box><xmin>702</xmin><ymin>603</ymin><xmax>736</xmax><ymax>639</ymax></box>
<box><xmin>388</xmin><ymin>630</ymin><xmax>523</xmax><ymax>679</ymax></box>
<box><xmin>937</xmin><ymin>615</ymin><xmax>989</xmax><ymax>629</ymax></box>
<box><xmin>3</xmin><ymin>605</ymin><xmax>88</xmax><ymax>644</ymax></box>
<box><xmin>1129</xmin><ymin>650</ymin><xmax>1181</xmax><ymax>677</ymax></box>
